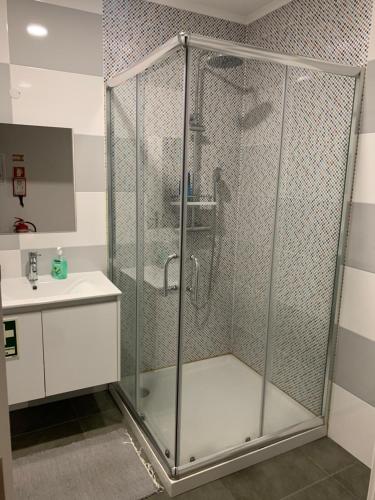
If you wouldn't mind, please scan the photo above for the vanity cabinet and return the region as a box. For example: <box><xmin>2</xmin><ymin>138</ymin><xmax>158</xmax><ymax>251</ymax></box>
<box><xmin>43</xmin><ymin>302</ymin><xmax>118</xmax><ymax>396</ymax></box>
<box><xmin>4</xmin><ymin>300</ymin><xmax>119</xmax><ymax>405</ymax></box>
<box><xmin>5</xmin><ymin>312</ymin><xmax>45</xmax><ymax>405</ymax></box>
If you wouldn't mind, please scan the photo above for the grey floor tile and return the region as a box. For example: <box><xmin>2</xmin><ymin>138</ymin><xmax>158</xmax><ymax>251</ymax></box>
<box><xmin>299</xmin><ymin>438</ymin><xmax>357</xmax><ymax>475</ymax></box>
<box><xmin>79</xmin><ymin>407</ymin><xmax>124</xmax><ymax>439</ymax></box>
<box><xmin>173</xmin><ymin>480</ymin><xmax>236</xmax><ymax>499</ymax></box>
<box><xmin>11</xmin><ymin>420</ymin><xmax>84</xmax><ymax>459</ymax></box>
<box><xmin>334</xmin><ymin>463</ymin><xmax>371</xmax><ymax>500</ymax></box>
<box><xmin>10</xmin><ymin>399</ymin><xmax>76</xmax><ymax>436</ymax></box>
<box><xmin>71</xmin><ymin>390</ymin><xmax>117</xmax><ymax>418</ymax></box>
<box><xmin>221</xmin><ymin>447</ymin><xmax>327</xmax><ymax>500</ymax></box>
<box><xmin>285</xmin><ymin>477</ymin><xmax>356</xmax><ymax>500</ymax></box>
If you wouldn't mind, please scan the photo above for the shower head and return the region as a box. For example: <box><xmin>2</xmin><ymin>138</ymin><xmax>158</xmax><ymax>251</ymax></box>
<box><xmin>207</xmin><ymin>54</ymin><xmax>243</xmax><ymax>69</ymax></box>
<box><xmin>239</xmin><ymin>101</ymin><xmax>273</xmax><ymax>129</ymax></box>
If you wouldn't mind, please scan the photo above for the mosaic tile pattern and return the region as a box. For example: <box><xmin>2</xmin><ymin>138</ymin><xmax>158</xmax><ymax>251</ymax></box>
<box><xmin>139</xmin><ymin>51</ymin><xmax>184</xmax><ymax>372</ymax></box>
<box><xmin>103</xmin><ymin>0</ymin><xmax>245</xmax><ymax>80</ymax></box>
<box><xmin>246</xmin><ymin>0</ymin><xmax>373</xmax><ymax>66</ymax></box>
<box><xmin>267</xmin><ymin>68</ymin><xmax>356</xmax><ymax>414</ymax></box>
<box><xmin>181</xmin><ymin>47</ymin><xmax>243</xmax><ymax>365</ymax></box>
<box><xmin>231</xmin><ymin>60</ymin><xmax>285</xmax><ymax>375</ymax></box>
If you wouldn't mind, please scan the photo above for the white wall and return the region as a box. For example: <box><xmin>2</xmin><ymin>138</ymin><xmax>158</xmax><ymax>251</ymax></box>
<box><xmin>0</xmin><ymin>0</ymin><xmax>106</xmax><ymax>277</ymax></box>
<box><xmin>328</xmin><ymin>0</ymin><xmax>375</xmax><ymax>467</ymax></box>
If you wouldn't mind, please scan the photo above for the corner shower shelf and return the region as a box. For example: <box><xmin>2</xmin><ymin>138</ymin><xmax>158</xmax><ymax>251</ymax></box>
<box><xmin>173</xmin><ymin>226</ymin><xmax>212</xmax><ymax>233</ymax></box>
<box><xmin>170</xmin><ymin>201</ymin><xmax>217</xmax><ymax>207</ymax></box>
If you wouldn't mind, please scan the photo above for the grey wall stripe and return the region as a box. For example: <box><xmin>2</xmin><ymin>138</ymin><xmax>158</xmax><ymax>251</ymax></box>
<box><xmin>20</xmin><ymin>246</ymin><xmax>107</xmax><ymax>276</ymax></box>
<box><xmin>7</xmin><ymin>0</ymin><xmax>103</xmax><ymax>76</ymax></box>
<box><xmin>334</xmin><ymin>327</ymin><xmax>375</xmax><ymax>407</ymax></box>
<box><xmin>0</xmin><ymin>63</ymin><xmax>12</xmax><ymax>123</ymax></box>
<box><xmin>0</xmin><ymin>235</ymin><xmax>20</xmax><ymax>251</ymax></box>
<box><xmin>360</xmin><ymin>59</ymin><xmax>375</xmax><ymax>134</ymax></box>
<box><xmin>74</xmin><ymin>135</ymin><xmax>106</xmax><ymax>192</ymax></box>
<box><xmin>346</xmin><ymin>202</ymin><xmax>375</xmax><ymax>273</ymax></box>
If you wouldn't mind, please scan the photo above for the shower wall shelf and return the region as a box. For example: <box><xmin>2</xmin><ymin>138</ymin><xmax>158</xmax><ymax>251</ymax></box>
<box><xmin>170</xmin><ymin>200</ymin><xmax>217</xmax><ymax>207</ymax></box>
<box><xmin>173</xmin><ymin>226</ymin><xmax>212</xmax><ymax>233</ymax></box>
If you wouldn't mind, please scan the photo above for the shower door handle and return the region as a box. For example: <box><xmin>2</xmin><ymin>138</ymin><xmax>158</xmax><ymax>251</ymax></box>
<box><xmin>163</xmin><ymin>253</ymin><xmax>178</xmax><ymax>297</ymax></box>
<box><xmin>188</xmin><ymin>254</ymin><xmax>200</xmax><ymax>305</ymax></box>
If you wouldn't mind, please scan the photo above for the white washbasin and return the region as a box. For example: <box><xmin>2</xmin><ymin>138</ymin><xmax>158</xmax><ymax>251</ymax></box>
<box><xmin>1</xmin><ymin>271</ymin><xmax>121</xmax><ymax>311</ymax></box>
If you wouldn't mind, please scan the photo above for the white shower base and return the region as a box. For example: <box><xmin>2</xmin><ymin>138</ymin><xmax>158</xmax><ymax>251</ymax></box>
<box><xmin>124</xmin><ymin>354</ymin><xmax>314</xmax><ymax>465</ymax></box>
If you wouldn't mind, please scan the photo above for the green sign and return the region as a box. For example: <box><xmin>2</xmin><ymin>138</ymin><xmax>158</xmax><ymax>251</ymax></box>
<box><xmin>3</xmin><ymin>319</ymin><xmax>17</xmax><ymax>357</ymax></box>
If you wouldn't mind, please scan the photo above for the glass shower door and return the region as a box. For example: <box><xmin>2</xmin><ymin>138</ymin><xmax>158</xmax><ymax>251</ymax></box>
<box><xmin>177</xmin><ymin>49</ymin><xmax>288</xmax><ymax>467</ymax></box>
<box><xmin>135</xmin><ymin>48</ymin><xmax>186</xmax><ymax>467</ymax></box>
<box><xmin>110</xmin><ymin>47</ymin><xmax>187</xmax><ymax>468</ymax></box>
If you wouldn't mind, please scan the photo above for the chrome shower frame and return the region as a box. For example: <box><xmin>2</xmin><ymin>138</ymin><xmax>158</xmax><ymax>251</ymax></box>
<box><xmin>107</xmin><ymin>32</ymin><xmax>364</xmax><ymax>496</ymax></box>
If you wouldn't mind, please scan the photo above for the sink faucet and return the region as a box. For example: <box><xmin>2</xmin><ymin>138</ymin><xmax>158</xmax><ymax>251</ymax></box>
<box><xmin>28</xmin><ymin>251</ymin><xmax>41</xmax><ymax>288</ymax></box>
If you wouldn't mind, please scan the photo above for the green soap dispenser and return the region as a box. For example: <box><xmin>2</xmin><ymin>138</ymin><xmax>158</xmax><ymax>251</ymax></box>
<box><xmin>51</xmin><ymin>247</ymin><xmax>68</xmax><ymax>279</ymax></box>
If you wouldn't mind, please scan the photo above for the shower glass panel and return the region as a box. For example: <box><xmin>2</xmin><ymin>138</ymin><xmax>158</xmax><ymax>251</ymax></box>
<box><xmin>136</xmin><ymin>49</ymin><xmax>186</xmax><ymax>466</ymax></box>
<box><xmin>108</xmin><ymin>33</ymin><xmax>362</xmax><ymax>477</ymax></box>
<box><xmin>110</xmin><ymin>76</ymin><xmax>137</xmax><ymax>406</ymax></box>
<box><xmin>262</xmin><ymin>68</ymin><xmax>357</xmax><ymax>435</ymax></box>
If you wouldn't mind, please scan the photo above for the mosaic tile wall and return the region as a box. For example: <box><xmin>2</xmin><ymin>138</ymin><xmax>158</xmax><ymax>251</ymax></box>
<box><xmin>231</xmin><ymin>60</ymin><xmax>285</xmax><ymax>375</ymax></box>
<box><xmin>266</xmin><ymin>69</ymin><xmax>354</xmax><ymax>414</ymax></box>
<box><xmin>104</xmin><ymin>0</ymin><xmax>245</xmax><ymax>80</ymax></box>
<box><xmin>246</xmin><ymin>0</ymin><xmax>372</xmax><ymax>66</ymax></box>
<box><xmin>241</xmin><ymin>0</ymin><xmax>374</xmax><ymax>415</ymax></box>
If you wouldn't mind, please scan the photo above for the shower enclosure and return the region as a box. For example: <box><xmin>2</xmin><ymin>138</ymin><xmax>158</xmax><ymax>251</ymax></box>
<box><xmin>107</xmin><ymin>33</ymin><xmax>363</xmax><ymax>482</ymax></box>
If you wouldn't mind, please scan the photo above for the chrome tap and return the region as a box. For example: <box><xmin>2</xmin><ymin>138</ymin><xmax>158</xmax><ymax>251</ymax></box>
<box><xmin>28</xmin><ymin>251</ymin><xmax>40</xmax><ymax>287</ymax></box>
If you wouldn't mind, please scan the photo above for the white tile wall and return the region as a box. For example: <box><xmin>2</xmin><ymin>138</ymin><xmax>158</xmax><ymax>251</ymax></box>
<box><xmin>0</xmin><ymin>250</ymin><xmax>22</xmax><ymax>278</ymax></box>
<box><xmin>0</xmin><ymin>0</ymin><xmax>9</xmax><ymax>63</ymax></box>
<box><xmin>328</xmin><ymin>383</ymin><xmax>375</xmax><ymax>467</ymax></box>
<box><xmin>10</xmin><ymin>65</ymin><xmax>104</xmax><ymax>135</ymax></box>
<box><xmin>339</xmin><ymin>266</ymin><xmax>375</xmax><ymax>343</ymax></box>
<box><xmin>19</xmin><ymin>192</ymin><xmax>107</xmax><ymax>249</ymax></box>
<box><xmin>352</xmin><ymin>133</ymin><xmax>375</xmax><ymax>204</ymax></box>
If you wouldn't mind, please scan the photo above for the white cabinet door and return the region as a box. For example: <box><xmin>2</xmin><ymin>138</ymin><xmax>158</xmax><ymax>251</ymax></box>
<box><xmin>43</xmin><ymin>302</ymin><xmax>118</xmax><ymax>396</ymax></box>
<box><xmin>5</xmin><ymin>313</ymin><xmax>45</xmax><ymax>405</ymax></box>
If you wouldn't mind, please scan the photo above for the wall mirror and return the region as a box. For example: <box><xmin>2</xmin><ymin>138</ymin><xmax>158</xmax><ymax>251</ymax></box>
<box><xmin>0</xmin><ymin>123</ymin><xmax>76</xmax><ymax>234</ymax></box>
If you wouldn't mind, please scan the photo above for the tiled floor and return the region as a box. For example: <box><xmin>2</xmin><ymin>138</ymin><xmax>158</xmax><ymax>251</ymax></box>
<box><xmin>10</xmin><ymin>390</ymin><xmax>124</xmax><ymax>459</ymax></box>
<box><xmin>152</xmin><ymin>439</ymin><xmax>370</xmax><ymax>500</ymax></box>
<box><xmin>10</xmin><ymin>391</ymin><xmax>371</xmax><ymax>500</ymax></box>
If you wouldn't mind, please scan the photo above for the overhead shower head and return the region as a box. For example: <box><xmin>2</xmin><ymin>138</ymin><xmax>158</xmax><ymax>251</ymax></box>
<box><xmin>207</xmin><ymin>54</ymin><xmax>243</xmax><ymax>69</ymax></box>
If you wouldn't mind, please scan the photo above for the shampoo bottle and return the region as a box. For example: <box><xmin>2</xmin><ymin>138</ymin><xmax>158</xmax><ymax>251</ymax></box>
<box><xmin>51</xmin><ymin>247</ymin><xmax>68</xmax><ymax>280</ymax></box>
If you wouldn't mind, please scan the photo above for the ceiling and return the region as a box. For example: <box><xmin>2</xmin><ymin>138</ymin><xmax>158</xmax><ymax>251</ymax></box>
<box><xmin>146</xmin><ymin>0</ymin><xmax>292</xmax><ymax>24</ymax></box>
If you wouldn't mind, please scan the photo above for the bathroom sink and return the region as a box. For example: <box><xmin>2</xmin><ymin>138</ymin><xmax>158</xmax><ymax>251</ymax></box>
<box><xmin>1</xmin><ymin>271</ymin><xmax>121</xmax><ymax>311</ymax></box>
